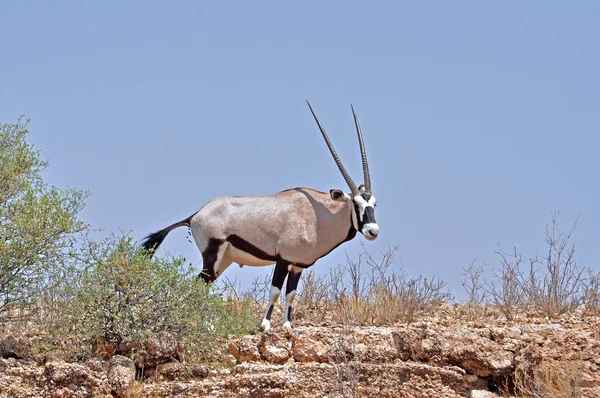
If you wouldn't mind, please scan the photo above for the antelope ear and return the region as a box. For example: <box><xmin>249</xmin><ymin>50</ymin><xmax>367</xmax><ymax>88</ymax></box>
<box><xmin>330</xmin><ymin>189</ymin><xmax>350</xmax><ymax>202</ymax></box>
<box><xmin>358</xmin><ymin>184</ymin><xmax>367</xmax><ymax>193</ymax></box>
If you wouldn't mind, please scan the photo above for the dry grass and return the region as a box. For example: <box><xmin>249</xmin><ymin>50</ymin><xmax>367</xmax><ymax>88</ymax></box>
<box><xmin>124</xmin><ymin>380</ymin><xmax>148</xmax><ymax>398</ymax></box>
<box><xmin>511</xmin><ymin>358</ymin><xmax>586</xmax><ymax>398</ymax></box>
<box><xmin>295</xmin><ymin>243</ymin><xmax>452</xmax><ymax>326</ymax></box>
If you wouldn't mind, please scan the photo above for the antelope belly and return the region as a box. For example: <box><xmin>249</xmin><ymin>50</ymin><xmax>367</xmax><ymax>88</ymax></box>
<box><xmin>226</xmin><ymin>244</ymin><xmax>275</xmax><ymax>267</ymax></box>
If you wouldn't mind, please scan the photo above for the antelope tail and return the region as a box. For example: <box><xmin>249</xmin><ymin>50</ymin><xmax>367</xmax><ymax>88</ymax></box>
<box><xmin>140</xmin><ymin>214</ymin><xmax>193</xmax><ymax>256</ymax></box>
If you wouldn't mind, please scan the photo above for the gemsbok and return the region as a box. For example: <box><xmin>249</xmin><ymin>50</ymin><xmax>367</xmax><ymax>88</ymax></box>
<box><xmin>141</xmin><ymin>101</ymin><xmax>379</xmax><ymax>330</ymax></box>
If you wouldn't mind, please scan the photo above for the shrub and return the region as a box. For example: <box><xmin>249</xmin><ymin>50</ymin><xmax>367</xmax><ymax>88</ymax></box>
<box><xmin>581</xmin><ymin>267</ymin><xmax>600</xmax><ymax>315</ymax></box>
<box><xmin>59</xmin><ymin>234</ymin><xmax>258</xmax><ymax>361</ymax></box>
<box><xmin>527</xmin><ymin>212</ymin><xmax>584</xmax><ymax>315</ymax></box>
<box><xmin>458</xmin><ymin>260</ymin><xmax>489</xmax><ymax>320</ymax></box>
<box><xmin>484</xmin><ymin>212</ymin><xmax>586</xmax><ymax>320</ymax></box>
<box><xmin>0</xmin><ymin>119</ymin><xmax>87</xmax><ymax>323</ymax></box>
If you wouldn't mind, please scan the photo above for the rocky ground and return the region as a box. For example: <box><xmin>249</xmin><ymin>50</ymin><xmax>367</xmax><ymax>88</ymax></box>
<box><xmin>1</xmin><ymin>304</ymin><xmax>599</xmax><ymax>397</ymax></box>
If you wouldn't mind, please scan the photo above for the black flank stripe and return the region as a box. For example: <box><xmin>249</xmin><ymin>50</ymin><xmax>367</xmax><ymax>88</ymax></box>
<box><xmin>226</xmin><ymin>235</ymin><xmax>278</xmax><ymax>262</ymax></box>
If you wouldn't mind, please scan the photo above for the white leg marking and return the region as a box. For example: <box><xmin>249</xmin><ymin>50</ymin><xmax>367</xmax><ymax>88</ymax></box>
<box><xmin>261</xmin><ymin>285</ymin><xmax>281</xmax><ymax>331</ymax></box>
<box><xmin>269</xmin><ymin>285</ymin><xmax>281</xmax><ymax>303</ymax></box>
<box><xmin>283</xmin><ymin>290</ymin><xmax>296</xmax><ymax>329</ymax></box>
<box><xmin>261</xmin><ymin>318</ymin><xmax>271</xmax><ymax>331</ymax></box>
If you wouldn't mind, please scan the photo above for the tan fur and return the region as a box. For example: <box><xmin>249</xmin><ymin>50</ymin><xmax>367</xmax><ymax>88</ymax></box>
<box><xmin>189</xmin><ymin>188</ymin><xmax>352</xmax><ymax>268</ymax></box>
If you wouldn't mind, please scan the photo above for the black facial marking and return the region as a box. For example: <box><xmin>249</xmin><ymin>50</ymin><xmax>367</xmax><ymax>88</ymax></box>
<box><xmin>364</xmin><ymin>206</ymin><xmax>376</xmax><ymax>224</ymax></box>
<box><xmin>199</xmin><ymin>238</ymin><xmax>225</xmax><ymax>283</ymax></box>
<box><xmin>354</xmin><ymin>203</ymin><xmax>363</xmax><ymax>226</ymax></box>
<box><xmin>354</xmin><ymin>193</ymin><xmax>376</xmax><ymax>230</ymax></box>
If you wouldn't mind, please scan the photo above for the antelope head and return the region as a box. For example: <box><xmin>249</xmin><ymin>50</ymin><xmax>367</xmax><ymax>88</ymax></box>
<box><xmin>307</xmin><ymin>101</ymin><xmax>379</xmax><ymax>241</ymax></box>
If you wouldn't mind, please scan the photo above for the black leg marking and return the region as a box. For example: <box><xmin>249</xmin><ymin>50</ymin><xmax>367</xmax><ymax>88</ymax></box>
<box><xmin>199</xmin><ymin>238</ymin><xmax>225</xmax><ymax>283</ymax></box>
<box><xmin>284</xmin><ymin>268</ymin><xmax>302</xmax><ymax>325</ymax></box>
<box><xmin>265</xmin><ymin>305</ymin><xmax>274</xmax><ymax>320</ymax></box>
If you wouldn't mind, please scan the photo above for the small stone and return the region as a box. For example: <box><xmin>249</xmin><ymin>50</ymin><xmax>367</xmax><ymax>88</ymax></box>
<box><xmin>87</xmin><ymin>359</ymin><xmax>106</xmax><ymax>373</ymax></box>
<box><xmin>464</xmin><ymin>373</ymin><xmax>479</xmax><ymax>384</ymax></box>
<box><xmin>471</xmin><ymin>390</ymin><xmax>499</xmax><ymax>398</ymax></box>
<box><xmin>224</xmin><ymin>353</ymin><xmax>237</xmax><ymax>367</ymax></box>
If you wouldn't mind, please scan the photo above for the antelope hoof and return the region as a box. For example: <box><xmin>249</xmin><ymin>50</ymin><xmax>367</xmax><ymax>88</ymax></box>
<box><xmin>261</xmin><ymin>318</ymin><xmax>271</xmax><ymax>331</ymax></box>
<box><xmin>283</xmin><ymin>321</ymin><xmax>292</xmax><ymax>330</ymax></box>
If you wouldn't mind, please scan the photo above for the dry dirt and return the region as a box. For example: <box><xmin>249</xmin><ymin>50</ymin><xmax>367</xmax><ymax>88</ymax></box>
<box><xmin>1</xmin><ymin>304</ymin><xmax>599</xmax><ymax>397</ymax></box>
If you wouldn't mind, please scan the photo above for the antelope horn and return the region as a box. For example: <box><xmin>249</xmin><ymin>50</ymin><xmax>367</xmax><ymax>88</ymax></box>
<box><xmin>351</xmin><ymin>104</ymin><xmax>371</xmax><ymax>193</ymax></box>
<box><xmin>306</xmin><ymin>101</ymin><xmax>359</xmax><ymax>196</ymax></box>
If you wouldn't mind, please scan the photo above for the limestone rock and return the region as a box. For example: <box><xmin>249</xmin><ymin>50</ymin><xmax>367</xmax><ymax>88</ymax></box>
<box><xmin>229</xmin><ymin>335</ymin><xmax>261</xmax><ymax>363</ymax></box>
<box><xmin>291</xmin><ymin>335</ymin><xmax>329</xmax><ymax>362</ymax></box>
<box><xmin>116</xmin><ymin>331</ymin><xmax>181</xmax><ymax>369</ymax></box>
<box><xmin>45</xmin><ymin>360</ymin><xmax>111</xmax><ymax>398</ymax></box>
<box><xmin>259</xmin><ymin>331</ymin><xmax>290</xmax><ymax>364</ymax></box>
<box><xmin>0</xmin><ymin>335</ymin><xmax>32</xmax><ymax>359</ymax></box>
<box><xmin>139</xmin><ymin>331</ymin><xmax>179</xmax><ymax>367</ymax></box>
<box><xmin>393</xmin><ymin>326</ymin><xmax>514</xmax><ymax>377</ymax></box>
<box><xmin>3</xmin><ymin>304</ymin><xmax>600</xmax><ymax>397</ymax></box>
<box><xmin>155</xmin><ymin>362</ymin><xmax>209</xmax><ymax>381</ymax></box>
<box><xmin>107</xmin><ymin>355</ymin><xmax>135</xmax><ymax>398</ymax></box>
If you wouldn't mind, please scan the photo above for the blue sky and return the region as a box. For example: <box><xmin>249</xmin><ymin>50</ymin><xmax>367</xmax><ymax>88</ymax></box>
<box><xmin>1</xmin><ymin>2</ymin><xmax>599</xmax><ymax>299</ymax></box>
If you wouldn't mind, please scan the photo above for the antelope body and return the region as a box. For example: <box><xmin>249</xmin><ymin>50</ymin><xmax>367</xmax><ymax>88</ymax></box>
<box><xmin>141</xmin><ymin>102</ymin><xmax>379</xmax><ymax>330</ymax></box>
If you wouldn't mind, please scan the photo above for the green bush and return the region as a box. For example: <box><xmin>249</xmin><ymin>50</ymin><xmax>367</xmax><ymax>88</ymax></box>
<box><xmin>64</xmin><ymin>234</ymin><xmax>258</xmax><ymax>361</ymax></box>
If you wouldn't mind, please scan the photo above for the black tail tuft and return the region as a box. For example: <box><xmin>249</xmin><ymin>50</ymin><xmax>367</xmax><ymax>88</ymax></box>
<box><xmin>140</xmin><ymin>228</ymin><xmax>170</xmax><ymax>257</ymax></box>
<box><xmin>139</xmin><ymin>214</ymin><xmax>194</xmax><ymax>257</ymax></box>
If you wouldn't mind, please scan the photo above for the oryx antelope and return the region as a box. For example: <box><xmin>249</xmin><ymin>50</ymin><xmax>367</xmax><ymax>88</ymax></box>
<box><xmin>141</xmin><ymin>101</ymin><xmax>379</xmax><ymax>330</ymax></box>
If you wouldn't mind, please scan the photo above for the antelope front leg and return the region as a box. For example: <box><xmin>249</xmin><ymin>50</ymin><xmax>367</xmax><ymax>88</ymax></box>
<box><xmin>261</xmin><ymin>260</ymin><xmax>289</xmax><ymax>331</ymax></box>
